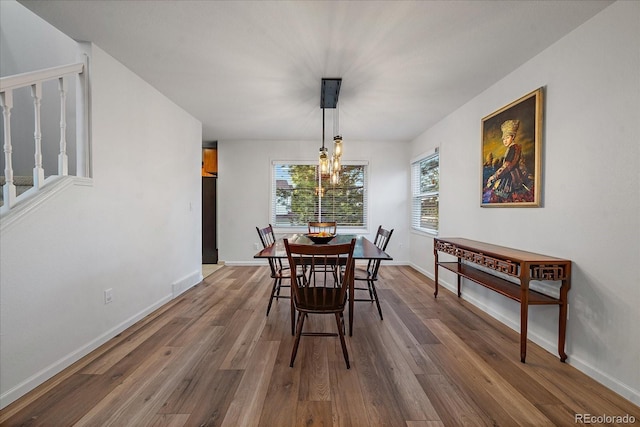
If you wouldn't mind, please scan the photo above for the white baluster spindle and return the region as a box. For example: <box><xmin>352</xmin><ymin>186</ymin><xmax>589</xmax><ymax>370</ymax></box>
<box><xmin>31</xmin><ymin>82</ymin><xmax>45</xmax><ymax>189</ymax></box>
<box><xmin>58</xmin><ymin>77</ymin><xmax>68</xmax><ymax>176</ymax></box>
<box><xmin>1</xmin><ymin>90</ymin><xmax>17</xmax><ymax>211</ymax></box>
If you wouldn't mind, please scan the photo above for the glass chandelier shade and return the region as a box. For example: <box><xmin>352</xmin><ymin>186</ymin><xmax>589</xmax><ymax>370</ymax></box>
<box><xmin>330</xmin><ymin>168</ymin><xmax>339</xmax><ymax>185</ymax></box>
<box><xmin>332</xmin><ymin>152</ymin><xmax>340</xmax><ymax>172</ymax></box>
<box><xmin>333</xmin><ymin>135</ymin><xmax>343</xmax><ymax>158</ymax></box>
<box><xmin>330</xmin><ymin>106</ymin><xmax>343</xmax><ymax>185</ymax></box>
<box><xmin>319</xmin><ymin>146</ymin><xmax>330</xmax><ymax>176</ymax></box>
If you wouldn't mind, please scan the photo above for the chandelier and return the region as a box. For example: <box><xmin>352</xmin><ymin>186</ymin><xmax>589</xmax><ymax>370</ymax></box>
<box><xmin>319</xmin><ymin>78</ymin><xmax>343</xmax><ymax>185</ymax></box>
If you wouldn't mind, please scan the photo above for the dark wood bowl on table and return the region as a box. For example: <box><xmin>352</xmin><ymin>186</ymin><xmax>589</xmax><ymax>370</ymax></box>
<box><xmin>306</xmin><ymin>233</ymin><xmax>335</xmax><ymax>244</ymax></box>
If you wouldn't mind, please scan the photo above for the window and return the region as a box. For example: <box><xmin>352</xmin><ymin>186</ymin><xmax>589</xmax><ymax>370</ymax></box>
<box><xmin>272</xmin><ymin>161</ymin><xmax>368</xmax><ymax>228</ymax></box>
<box><xmin>411</xmin><ymin>151</ymin><xmax>439</xmax><ymax>233</ymax></box>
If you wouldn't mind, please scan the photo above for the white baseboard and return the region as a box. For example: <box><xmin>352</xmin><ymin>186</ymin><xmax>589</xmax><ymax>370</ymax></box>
<box><xmin>407</xmin><ymin>262</ymin><xmax>640</xmax><ymax>407</ymax></box>
<box><xmin>223</xmin><ymin>260</ymin><xmax>268</xmax><ymax>266</ymax></box>
<box><xmin>172</xmin><ymin>269</ymin><xmax>202</xmax><ymax>298</ymax></box>
<box><xmin>568</xmin><ymin>358</ymin><xmax>640</xmax><ymax>406</ymax></box>
<box><xmin>2</xmin><ymin>268</ymin><xmax>205</xmax><ymax>409</ymax></box>
<box><xmin>2</xmin><ymin>291</ymin><xmax>172</xmax><ymax>409</ymax></box>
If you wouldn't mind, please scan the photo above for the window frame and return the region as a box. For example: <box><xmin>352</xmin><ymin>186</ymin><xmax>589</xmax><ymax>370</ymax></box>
<box><xmin>411</xmin><ymin>149</ymin><xmax>440</xmax><ymax>235</ymax></box>
<box><xmin>271</xmin><ymin>160</ymin><xmax>369</xmax><ymax>233</ymax></box>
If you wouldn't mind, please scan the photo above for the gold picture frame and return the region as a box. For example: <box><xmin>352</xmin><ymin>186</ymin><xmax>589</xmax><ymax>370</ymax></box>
<box><xmin>481</xmin><ymin>88</ymin><xmax>543</xmax><ymax>207</ymax></box>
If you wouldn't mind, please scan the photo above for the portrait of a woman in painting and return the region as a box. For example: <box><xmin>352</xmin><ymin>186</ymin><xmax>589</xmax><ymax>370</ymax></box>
<box><xmin>481</xmin><ymin>88</ymin><xmax>542</xmax><ymax>207</ymax></box>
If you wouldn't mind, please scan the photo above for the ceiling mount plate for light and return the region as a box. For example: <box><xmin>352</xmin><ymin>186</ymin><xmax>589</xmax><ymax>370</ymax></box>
<box><xmin>320</xmin><ymin>78</ymin><xmax>342</xmax><ymax>109</ymax></box>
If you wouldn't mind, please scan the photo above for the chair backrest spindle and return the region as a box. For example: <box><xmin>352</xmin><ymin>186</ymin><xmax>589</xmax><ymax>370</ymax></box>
<box><xmin>256</xmin><ymin>224</ymin><xmax>283</xmax><ymax>274</ymax></box>
<box><xmin>368</xmin><ymin>225</ymin><xmax>394</xmax><ymax>273</ymax></box>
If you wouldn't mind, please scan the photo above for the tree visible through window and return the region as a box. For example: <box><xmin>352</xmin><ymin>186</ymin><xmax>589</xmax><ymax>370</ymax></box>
<box><xmin>272</xmin><ymin>162</ymin><xmax>367</xmax><ymax>228</ymax></box>
<box><xmin>411</xmin><ymin>152</ymin><xmax>439</xmax><ymax>233</ymax></box>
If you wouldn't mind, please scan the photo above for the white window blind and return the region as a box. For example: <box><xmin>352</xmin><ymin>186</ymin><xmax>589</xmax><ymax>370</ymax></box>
<box><xmin>411</xmin><ymin>152</ymin><xmax>439</xmax><ymax>233</ymax></box>
<box><xmin>272</xmin><ymin>161</ymin><xmax>368</xmax><ymax>228</ymax></box>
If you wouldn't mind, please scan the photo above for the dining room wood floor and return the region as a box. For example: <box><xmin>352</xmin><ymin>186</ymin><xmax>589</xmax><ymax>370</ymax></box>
<box><xmin>1</xmin><ymin>265</ymin><xmax>638</xmax><ymax>426</ymax></box>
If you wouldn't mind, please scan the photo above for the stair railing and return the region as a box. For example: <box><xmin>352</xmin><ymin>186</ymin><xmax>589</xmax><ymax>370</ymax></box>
<box><xmin>0</xmin><ymin>57</ymin><xmax>89</xmax><ymax>213</ymax></box>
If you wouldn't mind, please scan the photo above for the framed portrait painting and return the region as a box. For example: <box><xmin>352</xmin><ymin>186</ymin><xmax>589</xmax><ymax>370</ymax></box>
<box><xmin>481</xmin><ymin>88</ymin><xmax>543</xmax><ymax>207</ymax></box>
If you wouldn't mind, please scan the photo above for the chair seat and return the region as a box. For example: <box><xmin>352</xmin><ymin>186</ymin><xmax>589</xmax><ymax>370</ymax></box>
<box><xmin>296</xmin><ymin>287</ymin><xmax>346</xmax><ymax>312</ymax></box>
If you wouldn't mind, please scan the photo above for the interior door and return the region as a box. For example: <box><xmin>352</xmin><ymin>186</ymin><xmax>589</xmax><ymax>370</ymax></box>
<box><xmin>202</xmin><ymin>176</ymin><xmax>218</xmax><ymax>263</ymax></box>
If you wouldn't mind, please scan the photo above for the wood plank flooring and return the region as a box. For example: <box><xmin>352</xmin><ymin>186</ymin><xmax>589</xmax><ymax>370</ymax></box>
<box><xmin>1</xmin><ymin>265</ymin><xmax>638</xmax><ymax>426</ymax></box>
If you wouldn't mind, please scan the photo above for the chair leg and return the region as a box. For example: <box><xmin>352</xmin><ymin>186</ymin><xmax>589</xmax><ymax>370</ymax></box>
<box><xmin>349</xmin><ymin>296</ymin><xmax>354</xmax><ymax>337</ymax></box>
<box><xmin>335</xmin><ymin>312</ymin><xmax>350</xmax><ymax>369</ymax></box>
<box><xmin>370</xmin><ymin>280</ymin><xmax>383</xmax><ymax>320</ymax></box>
<box><xmin>290</xmin><ymin>297</ymin><xmax>296</xmax><ymax>336</ymax></box>
<box><xmin>290</xmin><ymin>312</ymin><xmax>306</xmax><ymax>367</ymax></box>
<box><xmin>266</xmin><ymin>277</ymin><xmax>279</xmax><ymax>316</ymax></box>
<box><xmin>367</xmin><ymin>280</ymin><xmax>375</xmax><ymax>301</ymax></box>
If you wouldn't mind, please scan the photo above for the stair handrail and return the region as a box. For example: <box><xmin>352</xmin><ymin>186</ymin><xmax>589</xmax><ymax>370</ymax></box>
<box><xmin>0</xmin><ymin>62</ymin><xmax>83</xmax><ymax>92</ymax></box>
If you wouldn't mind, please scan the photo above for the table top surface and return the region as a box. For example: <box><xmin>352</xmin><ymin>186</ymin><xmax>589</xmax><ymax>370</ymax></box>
<box><xmin>254</xmin><ymin>233</ymin><xmax>393</xmax><ymax>260</ymax></box>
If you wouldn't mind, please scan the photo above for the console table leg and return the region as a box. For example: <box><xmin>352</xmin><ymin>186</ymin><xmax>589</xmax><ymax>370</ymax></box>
<box><xmin>558</xmin><ymin>281</ymin><xmax>569</xmax><ymax>362</ymax></box>
<box><xmin>520</xmin><ymin>284</ymin><xmax>529</xmax><ymax>363</ymax></box>
<box><xmin>520</xmin><ymin>327</ymin><xmax>528</xmax><ymax>361</ymax></box>
<box><xmin>433</xmin><ymin>250</ymin><xmax>439</xmax><ymax>298</ymax></box>
<box><xmin>520</xmin><ymin>314</ymin><xmax>528</xmax><ymax>362</ymax></box>
<box><xmin>457</xmin><ymin>258</ymin><xmax>462</xmax><ymax>297</ymax></box>
<box><xmin>558</xmin><ymin>306</ymin><xmax>568</xmax><ymax>362</ymax></box>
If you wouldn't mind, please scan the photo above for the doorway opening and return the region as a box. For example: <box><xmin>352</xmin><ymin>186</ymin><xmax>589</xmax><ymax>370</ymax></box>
<box><xmin>202</xmin><ymin>141</ymin><xmax>218</xmax><ymax>264</ymax></box>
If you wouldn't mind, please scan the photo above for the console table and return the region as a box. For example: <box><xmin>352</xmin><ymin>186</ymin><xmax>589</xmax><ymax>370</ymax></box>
<box><xmin>433</xmin><ymin>237</ymin><xmax>571</xmax><ymax>363</ymax></box>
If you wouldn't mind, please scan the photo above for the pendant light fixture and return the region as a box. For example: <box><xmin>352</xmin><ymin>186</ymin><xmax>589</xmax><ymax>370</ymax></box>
<box><xmin>319</xmin><ymin>78</ymin><xmax>343</xmax><ymax>183</ymax></box>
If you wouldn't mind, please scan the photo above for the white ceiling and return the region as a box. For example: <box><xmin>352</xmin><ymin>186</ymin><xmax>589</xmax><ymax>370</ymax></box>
<box><xmin>19</xmin><ymin>0</ymin><xmax>612</xmax><ymax>143</ymax></box>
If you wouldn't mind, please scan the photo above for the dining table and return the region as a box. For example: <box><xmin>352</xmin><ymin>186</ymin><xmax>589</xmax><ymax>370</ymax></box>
<box><xmin>254</xmin><ymin>233</ymin><xmax>393</xmax><ymax>336</ymax></box>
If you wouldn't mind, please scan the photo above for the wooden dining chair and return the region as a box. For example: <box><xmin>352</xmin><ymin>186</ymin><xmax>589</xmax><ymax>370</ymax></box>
<box><xmin>352</xmin><ymin>225</ymin><xmax>393</xmax><ymax>320</ymax></box>
<box><xmin>284</xmin><ymin>238</ymin><xmax>356</xmax><ymax>369</ymax></box>
<box><xmin>307</xmin><ymin>221</ymin><xmax>337</xmax><ymax>235</ymax></box>
<box><xmin>256</xmin><ymin>224</ymin><xmax>300</xmax><ymax>335</ymax></box>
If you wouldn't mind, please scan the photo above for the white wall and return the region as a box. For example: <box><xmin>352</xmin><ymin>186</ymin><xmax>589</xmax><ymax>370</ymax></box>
<box><xmin>0</xmin><ymin>0</ymin><xmax>78</xmax><ymax>176</ymax></box>
<box><xmin>409</xmin><ymin>1</ymin><xmax>640</xmax><ymax>404</ymax></box>
<box><xmin>217</xmin><ymin>139</ymin><xmax>410</xmax><ymax>264</ymax></box>
<box><xmin>0</xmin><ymin>41</ymin><xmax>203</xmax><ymax>408</ymax></box>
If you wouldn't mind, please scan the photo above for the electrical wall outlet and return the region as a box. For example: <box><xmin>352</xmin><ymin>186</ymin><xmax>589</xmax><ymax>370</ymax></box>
<box><xmin>104</xmin><ymin>288</ymin><xmax>113</xmax><ymax>304</ymax></box>
<box><xmin>254</xmin><ymin>242</ymin><xmax>261</xmax><ymax>250</ymax></box>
